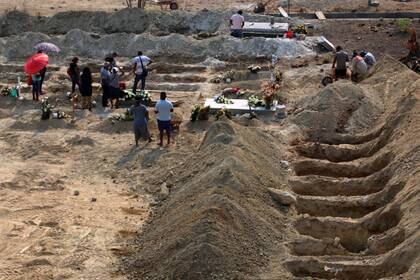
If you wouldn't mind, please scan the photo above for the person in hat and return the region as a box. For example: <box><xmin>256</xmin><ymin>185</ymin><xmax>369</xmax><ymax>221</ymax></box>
<box><xmin>130</xmin><ymin>97</ymin><xmax>152</xmax><ymax>147</ymax></box>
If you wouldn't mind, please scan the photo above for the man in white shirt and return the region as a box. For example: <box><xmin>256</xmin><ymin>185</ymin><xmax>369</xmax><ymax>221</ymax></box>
<box><xmin>132</xmin><ymin>51</ymin><xmax>153</xmax><ymax>93</ymax></box>
<box><xmin>230</xmin><ymin>10</ymin><xmax>245</xmax><ymax>38</ymax></box>
<box><xmin>155</xmin><ymin>92</ymin><xmax>174</xmax><ymax>146</ymax></box>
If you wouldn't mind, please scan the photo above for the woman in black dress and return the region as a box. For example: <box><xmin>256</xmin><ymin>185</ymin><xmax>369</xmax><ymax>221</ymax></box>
<box><xmin>80</xmin><ymin>67</ymin><xmax>93</xmax><ymax>111</ymax></box>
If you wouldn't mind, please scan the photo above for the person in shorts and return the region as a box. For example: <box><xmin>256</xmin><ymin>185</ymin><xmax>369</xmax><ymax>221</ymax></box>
<box><xmin>332</xmin><ymin>46</ymin><xmax>349</xmax><ymax>80</ymax></box>
<box><xmin>130</xmin><ymin>98</ymin><xmax>151</xmax><ymax>147</ymax></box>
<box><xmin>155</xmin><ymin>91</ymin><xmax>173</xmax><ymax>146</ymax></box>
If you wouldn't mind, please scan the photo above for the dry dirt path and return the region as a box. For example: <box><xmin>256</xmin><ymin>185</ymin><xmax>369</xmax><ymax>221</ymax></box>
<box><xmin>0</xmin><ymin>128</ymin><xmax>151</xmax><ymax>280</ymax></box>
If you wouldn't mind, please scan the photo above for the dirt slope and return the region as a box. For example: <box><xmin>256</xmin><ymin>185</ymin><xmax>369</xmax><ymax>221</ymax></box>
<box><xmin>120</xmin><ymin>56</ymin><xmax>419</xmax><ymax>279</ymax></box>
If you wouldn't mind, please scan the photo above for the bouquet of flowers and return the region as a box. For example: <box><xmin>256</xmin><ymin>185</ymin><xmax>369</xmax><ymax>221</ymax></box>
<box><xmin>41</xmin><ymin>97</ymin><xmax>53</xmax><ymax>120</ymax></box>
<box><xmin>215</xmin><ymin>95</ymin><xmax>233</xmax><ymax>104</ymax></box>
<box><xmin>136</xmin><ymin>90</ymin><xmax>152</xmax><ymax>104</ymax></box>
<box><xmin>248</xmin><ymin>95</ymin><xmax>264</xmax><ymax>107</ymax></box>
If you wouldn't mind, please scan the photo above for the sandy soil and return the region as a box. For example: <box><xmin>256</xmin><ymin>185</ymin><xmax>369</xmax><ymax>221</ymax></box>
<box><xmin>0</xmin><ymin>110</ymin><xmax>152</xmax><ymax>279</ymax></box>
<box><xmin>0</xmin><ymin>0</ymin><xmax>418</xmax><ymax>16</ymax></box>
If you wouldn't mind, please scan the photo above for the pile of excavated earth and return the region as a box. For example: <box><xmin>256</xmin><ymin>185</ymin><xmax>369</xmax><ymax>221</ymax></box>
<box><xmin>117</xmin><ymin>57</ymin><xmax>419</xmax><ymax>279</ymax></box>
<box><xmin>0</xmin><ymin>10</ymin><xmax>318</xmax><ymax>61</ymax></box>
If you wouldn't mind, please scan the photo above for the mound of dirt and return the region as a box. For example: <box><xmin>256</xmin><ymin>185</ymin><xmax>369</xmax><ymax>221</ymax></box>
<box><xmin>0</xmin><ymin>9</ymin><xmax>291</xmax><ymax>37</ymax></box>
<box><xmin>0</xmin><ymin>29</ymin><xmax>316</xmax><ymax>61</ymax></box>
<box><xmin>290</xmin><ymin>81</ymin><xmax>382</xmax><ymax>142</ymax></box>
<box><xmin>122</xmin><ymin>120</ymin><xmax>291</xmax><ymax>279</ymax></box>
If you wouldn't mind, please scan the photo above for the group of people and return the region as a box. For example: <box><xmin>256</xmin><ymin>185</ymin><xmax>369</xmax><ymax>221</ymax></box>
<box><xmin>332</xmin><ymin>46</ymin><xmax>376</xmax><ymax>82</ymax></box>
<box><xmin>66</xmin><ymin>50</ymin><xmax>154</xmax><ymax>111</ymax></box>
<box><xmin>67</xmin><ymin>57</ymin><xmax>94</xmax><ymax>110</ymax></box>
<box><xmin>66</xmin><ymin>51</ymin><xmax>171</xmax><ymax>147</ymax></box>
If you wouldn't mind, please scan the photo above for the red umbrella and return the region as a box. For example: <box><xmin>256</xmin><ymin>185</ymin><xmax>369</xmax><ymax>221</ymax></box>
<box><xmin>24</xmin><ymin>53</ymin><xmax>49</xmax><ymax>74</ymax></box>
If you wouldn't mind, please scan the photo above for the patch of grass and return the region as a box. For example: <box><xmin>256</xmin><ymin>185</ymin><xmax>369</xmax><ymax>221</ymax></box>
<box><xmin>396</xmin><ymin>18</ymin><xmax>412</xmax><ymax>33</ymax></box>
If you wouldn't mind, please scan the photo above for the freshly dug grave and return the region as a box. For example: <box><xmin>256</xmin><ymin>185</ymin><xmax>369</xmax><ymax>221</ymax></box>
<box><xmin>284</xmin><ymin>57</ymin><xmax>420</xmax><ymax>279</ymax></box>
<box><xmin>121</xmin><ymin>120</ymin><xmax>292</xmax><ymax>279</ymax></box>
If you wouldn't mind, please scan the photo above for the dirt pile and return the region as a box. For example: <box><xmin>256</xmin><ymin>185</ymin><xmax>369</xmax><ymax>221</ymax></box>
<box><xmin>121</xmin><ymin>121</ymin><xmax>291</xmax><ymax>279</ymax></box>
<box><xmin>290</xmin><ymin>81</ymin><xmax>382</xmax><ymax>142</ymax></box>
<box><xmin>285</xmin><ymin>57</ymin><xmax>420</xmax><ymax>279</ymax></box>
<box><xmin>0</xmin><ymin>10</ymin><xmax>290</xmax><ymax>37</ymax></box>
<box><xmin>0</xmin><ymin>29</ymin><xmax>316</xmax><ymax>61</ymax></box>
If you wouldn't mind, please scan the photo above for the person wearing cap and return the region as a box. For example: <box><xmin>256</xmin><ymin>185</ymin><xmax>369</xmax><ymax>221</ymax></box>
<box><xmin>130</xmin><ymin>97</ymin><xmax>152</xmax><ymax>147</ymax></box>
<box><xmin>100</xmin><ymin>62</ymin><xmax>111</xmax><ymax>107</ymax></box>
<box><xmin>230</xmin><ymin>10</ymin><xmax>245</xmax><ymax>38</ymax></box>
<box><xmin>109</xmin><ymin>67</ymin><xmax>123</xmax><ymax>109</ymax></box>
<box><xmin>360</xmin><ymin>51</ymin><xmax>376</xmax><ymax>69</ymax></box>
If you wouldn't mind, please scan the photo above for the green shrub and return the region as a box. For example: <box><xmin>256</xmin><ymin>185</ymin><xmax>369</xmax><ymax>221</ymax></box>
<box><xmin>396</xmin><ymin>18</ymin><xmax>412</xmax><ymax>33</ymax></box>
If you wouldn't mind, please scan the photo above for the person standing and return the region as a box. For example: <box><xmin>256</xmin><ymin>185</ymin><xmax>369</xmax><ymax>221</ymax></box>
<box><xmin>109</xmin><ymin>67</ymin><xmax>123</xmax><ymax>109</ymax></box>
<box><xmin>68</xmin><ymin>57</ymin><xmax>80</xmax><ymax>94</ymax></box>
<box><xmin>31</xmin><ymin>72</ymin><xmax>42</xmax><ymax>101</ymax></box>
<box><xmin>130</xmin><ymin>98</ymin><xmax>152</xmax><ymax>147</ymax></box>
<box><xmin>39</xmin><ymin>66</ymin><xmax>47</xmax><ymax>95</ymax></box>
<box><xmin>132</xmin><ymin>51</ymin><xmax>152</xmax><ymax>94</ymax></box>
<box><xmin>100</xmin><ymin>62</ymin><xmax>111</xmax><ymax>107</ymax></box>
<box><xmin>332</xmin><ymin>46</ymin><xmax>349</xmax><ymax>81</ymax></box>
<box><xmin>155</xmin><ymin>91</ymin><xmax>173</xmax><ymax>146</ymax></box>
<box><xmin>80</xmin><ymin>67</ymin><xmax>93</xmax><ymax>111</ymax></box>
<box><xmin>230</xmin><ymin>10</ymin><xmax>245</xmax><ymax>38</ymax></box>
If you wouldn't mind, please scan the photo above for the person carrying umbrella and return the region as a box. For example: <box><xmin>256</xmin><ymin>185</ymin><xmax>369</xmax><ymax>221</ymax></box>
<box><xmin>24</xmin><ymin>52</ymin><xmax>49</xmax><ymax>101</ymax></box>
<box><xmin>34</xmin><ymin>43</ymin><xmax>60</xmax><ymax>95</ymax></box>
<box><xmin>37</xmin><ymin>51</ymin><xmax>47</xmax><ymax>95</ymax></box>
